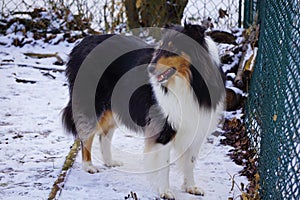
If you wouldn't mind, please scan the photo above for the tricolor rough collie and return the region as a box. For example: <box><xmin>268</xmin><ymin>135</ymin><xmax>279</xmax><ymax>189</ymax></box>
<box><xmin>62</xmin><ymin>23</ymin><xmax>225</xmax><ymax>199</ymax></box>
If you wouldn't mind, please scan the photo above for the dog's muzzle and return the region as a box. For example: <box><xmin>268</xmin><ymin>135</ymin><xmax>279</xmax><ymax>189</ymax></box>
<box><xmin>148</xmin><ymin>64</ymin><xmax>176</xmax><ymax>83</ymax></box>
<box><xmin>156</xmin><ymin>67</ymin><xmax>176</xmax><ymax>82</ymax></box>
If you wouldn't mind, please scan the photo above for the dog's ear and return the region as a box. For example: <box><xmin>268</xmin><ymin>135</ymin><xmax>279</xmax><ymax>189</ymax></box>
<box><xmin>164</xmin><ymin>23</ymin><xmax>176</xmax><ymax>29</ymax></box>
<box><xmin>163</xmin><ymin>24</ymin><xmax>184</xmax><ymax>34</ymax></box>
<box><xmin>184</xmin><ymin>23</ymin><xmax>206</xmax><ymax>34</ymax></box>
<box><xmin>164</xmin><ymin>24</ymin><xmax>171</xmax><ymax>29</ymax></box>
<box><xmin>183</xmin><ymin>18</ymin><xmax>189</xmax><ymax>27</ymax></box>
<box><xmin>183</xmin><ymin>24</ymin><xmax>206</xmax><ymax>43</ymax></box>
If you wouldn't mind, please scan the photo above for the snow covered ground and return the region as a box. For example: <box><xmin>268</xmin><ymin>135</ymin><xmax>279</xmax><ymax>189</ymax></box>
<box><xmin>0</xmin><ymin>38</ymin><xmax>73</xmax><ymax>199</ymax></box>
<box><xmin>0</xmin><ymin>33</ymin><xmax>247</xmax><ymax>200</ymax></box>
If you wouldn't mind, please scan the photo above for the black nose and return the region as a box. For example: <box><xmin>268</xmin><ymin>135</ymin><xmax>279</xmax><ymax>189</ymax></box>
<box><xmin>148</xmin><ymin>64</ymin><xmax>156</xmax><ymax>74</ymax></box>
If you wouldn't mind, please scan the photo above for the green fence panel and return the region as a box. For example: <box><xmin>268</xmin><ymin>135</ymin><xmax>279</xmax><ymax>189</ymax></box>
<box><xmin>243</xmin><ymin>0</ymin><xmax>254</xmax><ymax>27</ymax></box>
<box><xmin>246</xmin><ymin>0</ymin><xmax>300</xmax><ymax>199</ymax></box>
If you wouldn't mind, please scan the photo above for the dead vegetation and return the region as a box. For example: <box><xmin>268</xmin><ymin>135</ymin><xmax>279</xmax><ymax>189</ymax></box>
<box><xmin>48</xmin><ymin>140</ymin><xmax>80</xmax><ymax>200</ymax></box>
<box><xmin>220</xmin><ymin>24</ymin><xmax>261</xmax><ymax>200</ymax></box>
<box><xmin>0</xmin><ymin>7</ymin><xmax>99</xmax><ymax>47</ymax></box>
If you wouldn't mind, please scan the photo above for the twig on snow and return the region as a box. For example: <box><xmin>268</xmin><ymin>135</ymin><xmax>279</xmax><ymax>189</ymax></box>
<box><xmin>48</xmin><ymin>139</ymin><xmax>80</xmax><ymax>200</ymax></box>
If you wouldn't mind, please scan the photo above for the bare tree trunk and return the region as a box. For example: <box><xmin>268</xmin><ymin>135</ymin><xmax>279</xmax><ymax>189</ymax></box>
<box><xmin>124</xmin><ymin>0</ymin><xmax>188</xmax><ymax>29</ymax></box>
<box><xmin>124</xmin><ymin>0</ymin><xmax>140</xmax><ymax>29</ymax></box>
<box><xmin>165</xmin><ymin>0</ymin><xmax>188</xmax><ymax>24</ymax></box>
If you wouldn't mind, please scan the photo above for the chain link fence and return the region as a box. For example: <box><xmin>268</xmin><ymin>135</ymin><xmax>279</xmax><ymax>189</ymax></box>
<box><xmin>0</xmin><ymin>0</ymin><xmax>123</xmax><ymax>33</ymax></box>
<box><xmin>185</xmin><ymin>0</ymin><xmax>241</xmax><ymax>28</ymax></box>
<box><xmin>246</xmin><ymin>0</ymin><xmax>300</xmax><ymax>199</ymax></box>
<box><xmin>3</xmin><ymin>0</ymin><xmax>299</xmax><ymax>199</ymax></box>
<box><xmin>0</xmin><ymin>0</ymin><xmax>242</xmax><ymax>33</ymax></box>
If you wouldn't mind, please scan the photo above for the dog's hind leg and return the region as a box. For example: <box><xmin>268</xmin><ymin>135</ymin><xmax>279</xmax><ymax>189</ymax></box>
<box><xmin>98</xmin><ymin>111</ymin><xmax>123</xmax><ymax>167</ymax></box>
<box><xmin>81</xmin><ymin>133</ymin><xmax>101</xmax><ymax>173</ymax></box>
<box><xmin>99</xmin><ymin>129</ymin><xmax>123</xmax><ymax>167</ymax></box>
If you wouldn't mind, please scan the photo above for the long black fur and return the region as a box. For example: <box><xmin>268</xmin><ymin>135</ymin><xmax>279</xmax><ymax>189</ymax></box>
<box><xmin>62</xmin><ymin>35</ymin><xmax>160</xmax><ymax>136</ymax></box>
<box><xmin>62</xmin><ymin>24</ymin><xmax>224</xmax><ymax>144</ymax></box>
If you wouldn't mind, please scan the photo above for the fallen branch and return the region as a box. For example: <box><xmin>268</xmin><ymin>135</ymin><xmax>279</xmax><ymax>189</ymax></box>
<box><xmin>15</xmin><ymin>78</ymin><xmax>37</xmax><ymax>84</ymax></box>
<box><xmin>0</xmin><ymin>62</ymin><xmax>65</xmax><ymax>72</ymax></box>
<box><xmin>48</xmin><ymin>139</ymin><xmax>80</xmax><ymax>200</ymax></box>
<box><xmin>42</xmin><ymin>72</ymin><xmax>56</xmax><ymax>79</ymax></box>
<box><xmin>23</xmin><ymin>52</ymin><xmax>64</xmax><ymax>64</ymax></box>
<box><xmin>12</xmin><ymin>73</ymin><xmax>38</xmax><ymax>84</ymax></box>
<box><xmin>234</xmin><ymin>14</ymin><xmax>260</xmax><ymax>89</ymax></box>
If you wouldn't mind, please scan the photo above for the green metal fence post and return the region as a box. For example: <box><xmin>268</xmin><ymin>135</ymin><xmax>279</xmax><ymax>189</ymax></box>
<box><xmin>244</xmin><ymin>0</ymin><xmax>254</xmax><ymax>28</ymax></box>
<box><xmin>238</xmin><ymin>0</ymin><xmax>242</xmax><ymax>27</ymax></box>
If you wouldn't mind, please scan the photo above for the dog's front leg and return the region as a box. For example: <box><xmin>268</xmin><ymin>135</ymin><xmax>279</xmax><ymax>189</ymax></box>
<box><xmin>144</xmin><ymin>141</ymin><xmax>175</xmax><ymax>199</ymax></box>
<box><xmin>179</xmin><ymin>148</ymin><xmax>204</xmax><ymax>196</ymax></box>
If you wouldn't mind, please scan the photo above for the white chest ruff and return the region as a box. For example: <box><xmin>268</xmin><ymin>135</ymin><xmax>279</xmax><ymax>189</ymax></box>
<box><xmin>151</xmin><ymin>76</ymin><xmax>224</xmax><ymax>147</ymax></box>
<box><xmin>152</xmin><ymin>77</ymin><xmax>197</xmax><ymax>129</ymax></box>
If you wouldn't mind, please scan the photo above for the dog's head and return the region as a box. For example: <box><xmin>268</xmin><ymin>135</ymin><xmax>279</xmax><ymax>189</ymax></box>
<box><xmin>148</xmin><ymin>23</ymin><xmax>208</xmax><ymax>85</ymax></box>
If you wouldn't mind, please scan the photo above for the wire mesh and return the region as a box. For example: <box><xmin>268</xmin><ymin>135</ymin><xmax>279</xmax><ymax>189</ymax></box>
<box><xmin>0</xmin><ymin>0</ymin><xmax>46</xmax><ymax>12</ymax></box>
<box><xmin>184</xmin><ymin>0</ymin><xmax>241</xmax><ymax>28</ymax></box>
<box><xmin>0</xmin><ymin>0</ymin><xmax>241</xmax><ymax>32</ymax></box>
<box><xmin>246</xmin><ymin>0</ymin><xmax>300</xmax><ymax>199</ymax></box>
<box><xmin>0</xmin><ymin>0</ymin><xmax>125</xmax><ymax>32</ymax></box>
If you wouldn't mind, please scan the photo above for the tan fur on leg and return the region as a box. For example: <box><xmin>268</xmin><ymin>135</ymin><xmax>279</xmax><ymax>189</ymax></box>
<box><xmin>81</xmin><ymin>133</ymin><xmax>100</xmax><ymax>173</ymax></box>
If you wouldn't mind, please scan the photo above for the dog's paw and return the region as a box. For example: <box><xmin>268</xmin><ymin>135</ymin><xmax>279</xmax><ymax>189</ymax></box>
<box><xmin>160</xmin><ymin>189</ymin><xmax>175</xmax><ymax>200</ymax></box>
<box><xmin>184</xmin><ymin>185</ymin><xmax>204</xmax><ymax>196</ymax></box>
<box><xmin>82</xmin><ymin>161</ymin><xmax>101</xmax><ymax>174</ymax></box>
<box><xmin>104</xmin><ymin>160</ymin><xmax>123</xmax><ymax>167</ymax></box>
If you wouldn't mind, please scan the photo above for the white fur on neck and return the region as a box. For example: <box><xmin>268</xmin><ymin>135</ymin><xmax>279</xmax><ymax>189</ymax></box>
<box><xmin>151</xmin><ymin>76</ymin><xmax>198</xmax><ymax>131</ymax></box>
<box><xmin>151</xmin><ymin>75</ymin><xmax>223</xmax><ymax>147</ymax></box>
<box><xmin>205</xmin><ymin>36</ymin><xmax>220</xmax><ymax>66</ymax></box>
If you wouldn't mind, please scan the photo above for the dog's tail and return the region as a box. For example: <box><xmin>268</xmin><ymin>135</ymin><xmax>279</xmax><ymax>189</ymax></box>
<box><xmin>62</xmin><ymin>101</ymin><xmax>77</xmax><ymax>136</ymax></box>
